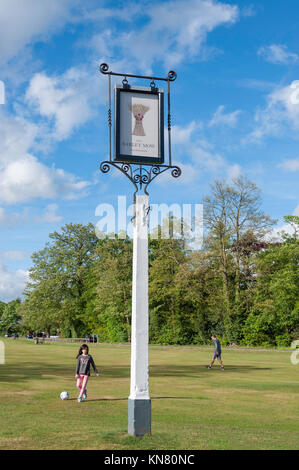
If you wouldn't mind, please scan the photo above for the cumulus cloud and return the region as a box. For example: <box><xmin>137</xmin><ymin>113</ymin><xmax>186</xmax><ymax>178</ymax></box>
<box><xmin>0</xmin><ymin>207</ymin><xmax>29</xmax><ymax>228</ymax></box>
<box><xmin>278</xmin><ymin>158</ymin><xmax>299</xmax><ymax>172</ymax></box>
<box><xmin>25</xmin><ymin>67</ymin><xmax>101</xmax><ymax>141</ymax></box>
<box><xmin>172</xmin><ymin>121</ymin><xmax>202</xmax><ymax>145</ymax></box>
<box><xmin>227</xmin><ymin>163</ymin><xmax>242</xmax><ymax>180</ymax></box>
<box><xmin>91</xmin><ymin>0</ymin><xmax>239</xmax><ymax>71</ymax></box>
<box><xmin>268</xmin><ymin>223</ymin><xmax>296</xmax><ymax>241</ymax></box>
<box><xmin>0</xmin><ymin>262</ymin><xmax>29</xmax><ymax>302</ymax></box>
<box><xmin>37</xmin><ymin>204</ymin><xmax>62</xmax><ymax>223</ymax></box>
<box><xmin>209</xmin><ymin>105</ymin><xmax>242</xmax><ymax>127</ymax></box>
<box><xmin>0</xmin><ymin>204</ymin><xmax>63</xmax><ymax>227</ymax></box>
<box><xmin>0</xmin><ymin>0</ymin><xmax>79</xmax><ymax>65</ymax></box>
<box><xmin>0</xmin><ymin>154</ymin><xmax>90</xmax><ymax>204</ymax></box>
<box><xmin>0</xmin><ymin>251</ymin><xmax>28</xmax><ymax>261</ymax></box>
<box><xmin>0</xmin><ymin>112</ymin><xmax>91</xmax><ymax>204</ymax></box>
<box><xmin>245</xmin><ymin>80</ymin><xmax>299</xmax><ymax>142</ymax></box>
<box><xmin>237</xmin><ymin>78</ymin><xmax>277</xmax><ymax>92</ymax></box>
<box><xmin>165</xmin><ymin>121</ymin><xmax>243</xmax><ymax>184</ymax></box>
<box><xmin>258</xmin><ymin>44</ymin><xmax>299</xmax><ymax>65</ymax></box>
<box><xmin>265</xmin><ymin>205</ymin><xmax>299</xmax><ymax>242</ymax></box>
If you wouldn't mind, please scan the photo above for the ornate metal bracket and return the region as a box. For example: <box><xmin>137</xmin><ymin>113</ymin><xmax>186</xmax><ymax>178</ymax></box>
<box><xmin>100</xmin><ymin>161</ymin><xmax>181</xmax><ymax>197</ymax></box>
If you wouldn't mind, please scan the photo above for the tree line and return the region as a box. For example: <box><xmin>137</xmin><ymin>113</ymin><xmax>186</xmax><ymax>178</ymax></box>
<box><xmin>1</xmin><ymin>176</ymin><xmax>298</xmax><ymax>347</ymax></box>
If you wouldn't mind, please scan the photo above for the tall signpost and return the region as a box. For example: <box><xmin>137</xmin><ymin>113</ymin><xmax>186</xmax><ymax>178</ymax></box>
<box><xmin>99</xmin><ymin>63</ymin><xmax>181</xmax><ymax>436</ymax></box>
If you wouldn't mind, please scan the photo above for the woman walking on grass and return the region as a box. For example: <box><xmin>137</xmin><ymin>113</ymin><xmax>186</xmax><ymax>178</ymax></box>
<box><xmin>75</xmin><ymin>344</ymin><xmax>99</xmax><ymax>403</ymax></box>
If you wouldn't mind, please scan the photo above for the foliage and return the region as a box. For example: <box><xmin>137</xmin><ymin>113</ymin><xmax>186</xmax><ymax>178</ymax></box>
<box><xmin>242</xmin><ymin>218</ymin><xmax>299</xmax><ymax>346</ymax></box>
<box><xmin>0</xmin><ymin>301</ymin><xmax>6</xmax><ymax>320</ymax></box>
<box><xmin>18</xmin><ymin>223</ymin><xmax>99</xmax><ymax>337</ymax></box>
<box><xmin>0</xmin><ymin>299</ymin><xmax>21</xmax><ymax>333</ymax></box>
<box><xmin>8</xmin><ymin>183</ymin><xmax>298</xmax><ymax>347</ymax></box>
<box><xmin>93</xmin><ymin>236</ymin><xmax>133</xmax><ymax>342</ymax></box>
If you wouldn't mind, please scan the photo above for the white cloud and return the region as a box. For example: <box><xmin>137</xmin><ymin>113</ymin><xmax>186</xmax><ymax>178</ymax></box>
<box><xmin>25</xmin><ymin>68</ymin><xmax>101</xmax><ymax>141</ymax></box>
<box><xmin>0</xmin><ymin>203</ymin><xmax>63</xmax><ymax>227</ymax></box>
<box><xmin>152</xmin><ymin>160</ymin><xmax>200</xmax><ymax>187</ymax></box>
<box><xmin>0</xmin><ymin>262</ymin><xmax>29</xmax><ymax>302</ymax></box>
<box><xmin>167</xmin><ymin>121</ymin><xmax>243</xmax><ymax>183</ymax></box>
<box><xmin>189</xmin><ymin>144</ymin><xmax>226</xmax><ymax>171</ymax></box>
<box><xmin>278</xmin><ymin>158</ymin><xmax>299</xmax><ymax>172</ymax></box>
<box><xmin>237</xmin><ymin>78</ymin><xmax>277</xmax><ymax>92</ymax></box>
<box><xmin>258</xmin><ymin>44</ymin><xmax>299</xmax><ymax>65</ymax></box>
<box><xmin>0</xmin><ymin>111</ymin><xmax>91</xmax><ymax>204</ymax></box>
<box><xmin>0</xmin><ymin>251</ymin><xmax>28</xmax><ymax>261</ymax></box>
<box><xmin>0</xmin><ymin>155</ymin><xmax>90</xmax><ymax>204</ymax></box>
<box><xmin>0</xmin><ymin>0</ymin><xmax>79</xmax><ymax>65</ymax></box>
<box><xmin>209</xmin><ymin>105</ymin><xmax>241</xmax><ymax>127</ymax></box>
<box><xmin>0</xmin><ymin>114</ymin><xmax>38</xmax><ymax>165</ymax></box>
<box><xmin>246</xmin><ymin>80</ymin><xmax>299</xmax><ymax>142</ymax></box>
<box><xmin>227</xmin><ymin>163</ymin><xmax>242</xmax><ymax>180</ymax></box>
<box><xmin>0</xmin><ymin>207</ymin><xmax>29</xmax><ymax>228</ymax></box>
<box><xmin>268</xmin><ymin>223</ymin><xmax>295</xmax><ymax>241</ymax></box>
<box><xmin>81</xmin><ymin>4</ymin><xmax>142</xmax><ymax>23</ymax></box>
<box><xmin>241</xmin><ymin>5</ymin><xmax>256</xmax><ymax>18</ymax></box>
<box><xmin>266</xmin><ymin>205</ymin><xmax>299</xmax><ymax>242</ymax></box>
<box><xmin>172</xmin><ymin>121</ymin><xmax>202</xmax><ymax>145</ymax></box>
<box><xmin>37</xmin><ymin>204</ymin><xmax>62</xmax><ymax>223</ymax></box>
<box><xmin>92</xmin><ymin>0</ymin><xmax>239</xmax><ymax>71</ymax></box>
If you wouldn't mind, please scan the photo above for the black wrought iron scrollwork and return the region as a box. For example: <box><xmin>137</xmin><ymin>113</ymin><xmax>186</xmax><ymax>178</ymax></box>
<box><xmin>99</xmin><ymin>63</ymin><xmax>177</xmax><ymax>83</ymax></box>
<box><xmin>121</xmin><ymin>163</ymin><xmax>131</xmax><ymax>174</ymax></box>
<box><xmin>168</xmin><ymin>71</ymin><xmax>177</xmax><ymax>81</ymax></box>
<box><xmin>168</xmin><ymin>111</ymin><xmax>171</xmax><ymax>132</ymax></box>
<box><xmin>171</xmin><ymin>167</ymin><xmax>181</xmax><ymax>178</ymax></box>
<box><xmin>100</xmin><ymin>161</ymin><xmax>181</xmax><ymax>196</ymax></box>
<box><xmin>100</xmin><ymin>63</ymin><xmax>109</xmax><ymax>74</ymax></box>
<box><xmin>99</xmin><ymin>162</ymin><xmax>110</xmax><ymax>173</ymax></box>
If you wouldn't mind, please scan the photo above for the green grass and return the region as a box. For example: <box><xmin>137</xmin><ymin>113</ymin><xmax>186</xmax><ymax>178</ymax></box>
<box><xmin>0</xmin><ymin>338</ymin><xmax>298</xmax><ymax>450</ymax></box>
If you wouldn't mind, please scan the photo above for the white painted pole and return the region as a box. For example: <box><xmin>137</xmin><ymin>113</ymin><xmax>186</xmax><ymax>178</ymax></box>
<box><xmin>128</xmin><ymin>194</ymin><xmax>151</xmax><ymax>435</ymax></box>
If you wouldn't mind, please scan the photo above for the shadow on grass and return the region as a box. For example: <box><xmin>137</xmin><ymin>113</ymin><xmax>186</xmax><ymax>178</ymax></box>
<box><xmin>149</xmin><ymin>364</ymin><xmax>272</xmax><ymax>377</ymax></box>
<box><xmin>0</xmin><ymin>362</ymin><xmax>272</xmax><ymax>384</ymax></box>
<box><xmin>68</xmin><ymin>396</ymin><xmax>205</xmax><ymax>403</ymax></box>
<box><xmin>68</xmin><ymin>397</ymin><xmax>127</xmax><ymax>402</ymax></box>
<box><xmin>0</xmin><ymin>363</ymin><xmax>75</xmax><ymax>383</ymax></box>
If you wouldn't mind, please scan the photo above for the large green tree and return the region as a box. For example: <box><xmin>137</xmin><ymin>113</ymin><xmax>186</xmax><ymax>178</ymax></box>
<box><xmin>19</xmin><ymin>223</ymin><xmax>99</xmax><ymax>337</ymax></box>
<box><xmin>93</xmin><ymin>236</ymin><xmax>133</xmax><ymax>342</ymax></box>
<box><xmin>149</xmin><ymin>236</ymin><xmax>188</xmax><ymax>344</ymax></box>
<box><xmin>0</xmin><ymin>299</ymin><xmax>21</xmax><ymax>334</ymax></box>
<box><xmin>15</xmin><ymin>180</ymin><xmax>296</xmax><ymax>347</ymax></box>
<box><xmin>203</xmin><ymin>177</ymin><xmax>275</xmax><ymax>341</ymax></box>
<box><xmin>0</xmin><ymin>301</ymin><xmax>5</xmax><ymax>321</ymax></box>
<box><xmin>243</xmin><ymin>217</ymin><xmax>299</xmax><ymax>346</ymax></box>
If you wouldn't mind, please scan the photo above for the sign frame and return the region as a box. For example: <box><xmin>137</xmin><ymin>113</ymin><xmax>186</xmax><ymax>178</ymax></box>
<box><xmin>114</xmin><ymin>84</ymin><xmax>164</xmax><ymax>165</ymax></box>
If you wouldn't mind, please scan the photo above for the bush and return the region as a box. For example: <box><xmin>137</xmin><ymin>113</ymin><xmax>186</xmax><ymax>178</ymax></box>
<box><xmin>98</xmin><ymin>308</ymin><xmax>129</xmax><ymax>343</ymax></box>
<box><xmin>275</xmin><ymin>333</ymin><xmax>293</xmax><ymax>348</ymax></box>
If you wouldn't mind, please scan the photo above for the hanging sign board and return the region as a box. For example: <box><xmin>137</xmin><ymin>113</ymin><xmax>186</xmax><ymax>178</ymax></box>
<box><xmin>114</xmin><ymin>84</ymin><xmax>164</xmax><ymax>164</ymax></box>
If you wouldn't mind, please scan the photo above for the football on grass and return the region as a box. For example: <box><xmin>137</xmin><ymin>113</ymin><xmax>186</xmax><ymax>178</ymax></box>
<box><xmin>60</xmin><ymin>391</ymin><xmax>69</xmax><ymax>400</ymax></box>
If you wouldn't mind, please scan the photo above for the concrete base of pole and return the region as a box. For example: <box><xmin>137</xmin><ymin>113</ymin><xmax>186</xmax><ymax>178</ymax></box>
<box><xmin>128</xmin><ymin>398</ymin><xmax>151</xmax><ymax>436</ymax></box>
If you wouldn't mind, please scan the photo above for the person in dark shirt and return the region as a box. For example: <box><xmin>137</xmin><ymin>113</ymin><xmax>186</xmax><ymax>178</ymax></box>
<box><xmin>206</xmin><ymin>335</ymin><xmax>224</xmax><ymax>370</ymax></box>
<box><xmin>75</xmin><ymin>344</ymin><xmax>99</xmax><ymax>402</ymax></box>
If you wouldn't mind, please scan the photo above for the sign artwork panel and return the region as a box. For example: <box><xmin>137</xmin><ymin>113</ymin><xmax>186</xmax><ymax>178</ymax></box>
<box><xmin>115</xmin><ymin>85</ymin><xmax>164</xmax><ymax>164</ymax></box>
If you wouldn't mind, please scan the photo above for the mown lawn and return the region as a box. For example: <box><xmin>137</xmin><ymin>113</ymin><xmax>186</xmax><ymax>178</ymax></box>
<box><xmin>0</xmin><ymin>338</ymin><xmax>298</xmax><ymax>450</ymax></box>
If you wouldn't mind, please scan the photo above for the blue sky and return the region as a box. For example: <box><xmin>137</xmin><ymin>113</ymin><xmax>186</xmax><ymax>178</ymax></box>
<box><xmin>0</xmin><ymin>0</ymin><xmax>299</xmax><ymax>301</ymax></box>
